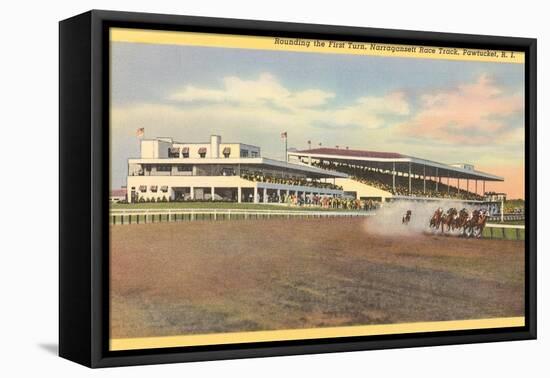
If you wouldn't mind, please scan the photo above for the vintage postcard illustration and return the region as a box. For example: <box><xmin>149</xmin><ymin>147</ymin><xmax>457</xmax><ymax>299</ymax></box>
<box><xmin>108</xmin><ymin>28</ymin><xmax>525</xmax><ymax>351</ymax></box>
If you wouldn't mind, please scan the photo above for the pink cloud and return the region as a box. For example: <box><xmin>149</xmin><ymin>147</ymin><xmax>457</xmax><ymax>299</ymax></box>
<box><xmin>400</xmin><ymin>74</ymin><xmax>523</xmax><ymax>145</ymax></box>
<box><xmin>478</xmin><ymin>164</ymin><xmax>525</xmax><ymax>199</ymax></box>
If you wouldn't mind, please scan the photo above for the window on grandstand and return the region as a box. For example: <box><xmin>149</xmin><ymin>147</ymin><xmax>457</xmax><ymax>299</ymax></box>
<box><xmin>157</xmin><ymin>165</ymin><xmax>171</xmax><ymax>172</ymax></box>
<box><xmin>221</xmin><ymin>167</ymin><xmax>235</xmax><ymax>176</ymax></box>
<box><xmin>177</xmin><ymin>165</ymin><xmax>192</xmax><ymax>172</ymax></box>
<box><xmin>240</xmin><ymin>149</ymin><xmax>249</xmax><ymax>158</ymax></box>
<box><xmin>168</xmin><ymin>147</ymin><xmax>180</xmax><ymax>158</ymax></box>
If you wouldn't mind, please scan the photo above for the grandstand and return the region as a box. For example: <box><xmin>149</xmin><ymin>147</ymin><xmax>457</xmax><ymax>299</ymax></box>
<box><xmin>288</xmin><ymin>147</ymin><xmax>504</xmax><ymax>202</ymax></box>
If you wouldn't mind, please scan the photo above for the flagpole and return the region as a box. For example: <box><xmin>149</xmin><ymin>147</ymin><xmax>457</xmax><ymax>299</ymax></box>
<box><xmin>285</xmin><ymin>136</ymin><xmax>288</xmax><ymax>163</ymax></box>
<box><xmin>138</xmin><ymin>132</ymin><xmax>142</xmax><ymax>158</ymax></box>
<box><xmin>281</xmin><ymin>131</ymin><xmax>288</xmax><ymax>163</ymax></box>
<box><xmin>137</xmin><ymin>128</ymin><xmax>145</xmax><ymax>158</ymax></box>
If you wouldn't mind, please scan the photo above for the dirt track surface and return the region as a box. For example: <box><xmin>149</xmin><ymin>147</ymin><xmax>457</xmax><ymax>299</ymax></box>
<box><xmin>110</xmin><ymin>218</ymin><xmax>524</xmax><ymax>339</ymax></box>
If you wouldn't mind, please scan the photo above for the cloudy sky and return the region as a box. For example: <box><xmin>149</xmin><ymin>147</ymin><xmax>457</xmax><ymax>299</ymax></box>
<box><xmin>110</xmin><ymin>42</ymin><xmax>525</xmax><ymax>198</ymax></box>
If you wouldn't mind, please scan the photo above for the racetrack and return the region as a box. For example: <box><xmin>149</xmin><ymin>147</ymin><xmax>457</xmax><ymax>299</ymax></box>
<box><xmin>110</xmin><ymin>217</ymin><xmax>524</xmax><ymax>339</ymax></box>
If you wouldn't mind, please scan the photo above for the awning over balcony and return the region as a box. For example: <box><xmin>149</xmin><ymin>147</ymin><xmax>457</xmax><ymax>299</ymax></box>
<box><xmin>160</xmin><ymin>185</ymin><xmax>168</xmax><ymax>192</ymax></box>
<box><xmin>181</xmin><ymin>147</ymin><xmax>189</xmax><ymax>153</ymax></box>
<box><xmin>198</xmin><ymin>147</ymin><xmax>207</xmax><ymax>154</ymax></box>
<box><xmin>223</xmin><ymin>147</ymin><xmax>231</xmax><ymax>155</ymax></box>
<box><xmin>139</xmin><ymin>185</ymin><xmax>147</xmax><ymax>192</ymax></box>
<box><xmin>150</xmin><ymin>185</ymin><xmax>158</xmax><ymax>192</ymax></box>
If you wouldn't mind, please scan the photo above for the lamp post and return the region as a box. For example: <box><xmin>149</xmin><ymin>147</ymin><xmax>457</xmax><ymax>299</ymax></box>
<box><xmin>501</xmin><ymin>196</ymin><xmax>505</xmax><ymax>223</ymax></box>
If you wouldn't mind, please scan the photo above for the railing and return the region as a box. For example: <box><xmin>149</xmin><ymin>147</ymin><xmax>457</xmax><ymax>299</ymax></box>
<box><xmin>483</xmin><ymin>223</ymin><xmax>525</xmax><ymax>241</ymax></box>
<box><xmin>391</xmin><ymin>195</ymin><xmax>486</xmax><ymax>203</ymax></box>
<box><xmin>109</xmin><ymin>210</ymin><xmax>525</xmax><ymax>240</ymax></box>
<box><xmin>109</xmin><ymin>208</ymin><xmax>373</xmax><ymax>225</ymax></box>
<box><xmin>488</xmin><ymin>214</ymin><xmax>525</xmax><ymax>222</ymax></box>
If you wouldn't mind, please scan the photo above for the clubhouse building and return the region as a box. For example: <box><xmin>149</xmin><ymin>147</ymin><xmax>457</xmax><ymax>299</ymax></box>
<box><xmin>126</xmin><ymin>136</ymin><xmax>347</xmax><ymax>203</ymax></box>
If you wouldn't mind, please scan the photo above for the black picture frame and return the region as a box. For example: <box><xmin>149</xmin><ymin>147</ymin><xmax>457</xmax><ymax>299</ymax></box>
<box><xmin>59</xmin><ymin>9</ymin><xmax>537</xmax><ymax>368</ymax></box>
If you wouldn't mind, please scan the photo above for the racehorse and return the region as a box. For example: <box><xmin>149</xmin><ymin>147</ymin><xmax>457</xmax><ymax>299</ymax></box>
<box><xmin>472</xmin><ymin>210</ymin><xmax>488</xmax><ymax>238</ymax></box>
<box><xmin>402</xmin><ymin>210</ymin><xmax>412</xmax><ymax>225</ymax></box>
<box><xmin>440</xmin><ymin>208</ymin><xmax>458</xmax><ymax>233</ymax></box>
<box><xmin>463</xmin><ymin>209</ymin><xmax>488</xmax><ymax>237</ymax></box>
<box><xmin>429</xmin><ymin>208</ymin><xmax>443</xmax><ymax>230</ymax></box>
<box><xmin>454</xmin><ymin>208</ymin><xmax>469</xmax><ymax>233</ymax></box>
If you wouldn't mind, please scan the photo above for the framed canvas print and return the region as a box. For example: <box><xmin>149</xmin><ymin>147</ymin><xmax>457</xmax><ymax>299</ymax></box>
<box><xmin>59</xmin><ymin>10</ymin><xmax>537</xmax><ymax>368</ymax></box>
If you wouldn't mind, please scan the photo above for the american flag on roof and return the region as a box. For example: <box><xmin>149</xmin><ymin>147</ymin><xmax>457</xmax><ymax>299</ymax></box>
<box><xmin>280</xmin><ymin>131</ymin><xmax>287</xmax><ymax>139</ymax></box>
<box><xmin>136</xmin><ymin>127</ymin><xmax>145</xmax><ymax>137</ymax></box>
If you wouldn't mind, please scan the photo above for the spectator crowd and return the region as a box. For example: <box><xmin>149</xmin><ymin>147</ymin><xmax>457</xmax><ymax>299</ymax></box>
<box><xmin>241</xmin><ymin>172</ymin><xmax>342</xmax><ymax>190</ymax></box>
<box><xmin>277</xmin><ymin>193</ymin><xmax>379</xmax><ymax>211</ymax></box>
<box><xmin>312</xmin><ymin>161</ymin><xmax>484</xmax><ymax>201</ymax></box>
